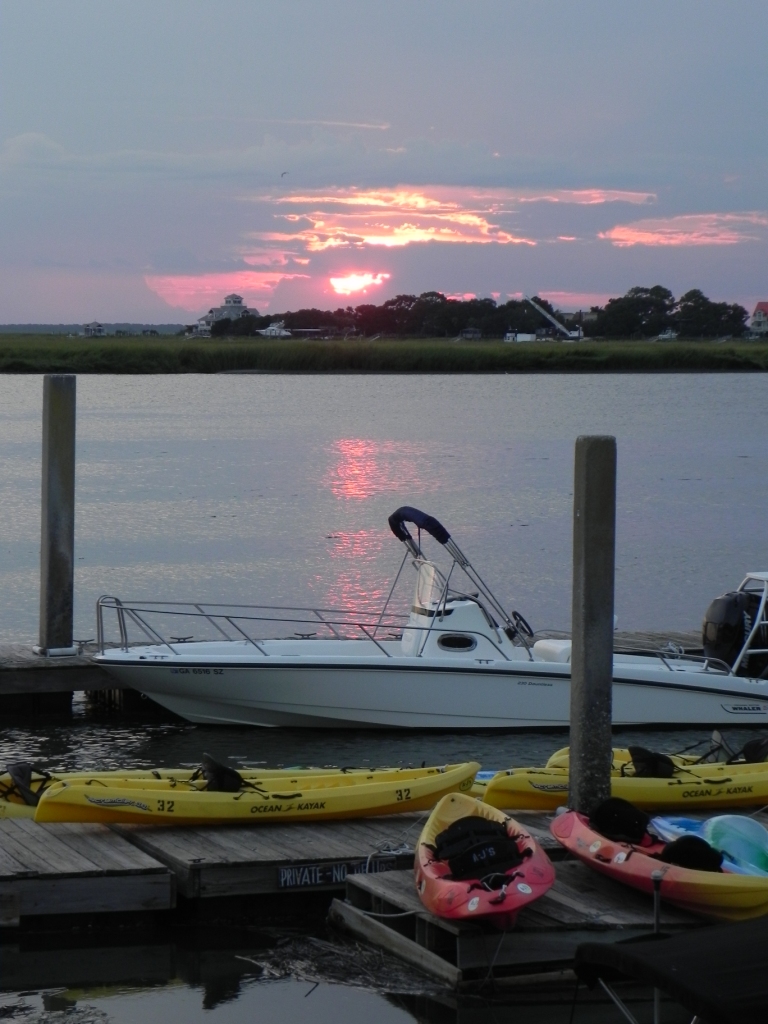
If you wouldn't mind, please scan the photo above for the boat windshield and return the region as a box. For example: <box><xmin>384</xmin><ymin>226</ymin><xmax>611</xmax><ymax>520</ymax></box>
<box><xmin>413</xmin><ymin>560</ymin><xmax>449</xmax><ymax>611</ymax></box>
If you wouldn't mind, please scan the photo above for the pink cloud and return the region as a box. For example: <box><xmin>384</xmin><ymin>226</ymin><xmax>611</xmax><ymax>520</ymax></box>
<box><xmin>538</xmin><ymin>290</ymin><xmax>615</xmax><ymax>309</ymax></box>
<box><xmin>330</xmin><ymin>272</ymin><xmax>390</xmax><ymax>296</ymax></box>
<box><xmin>446</xmin><ymin>292</ymin><xmax>477</xmax><ymax>301</ymax></box>
<box><xmin>237</xmin><ymin>185</ymin><xmax>662</xmax><ymax>261</ymax></box>
<box><xmin>600</xmin><ymin>212</ymin><xmax>768</xmax><ymax>247</ymax></box>
<box><xmin>519</xmin><ymin>189</ymin><xmax>655</xmax><ymax>206</ymax></box>
<box><xmin>253</xmin><ymin>187</ymin><xmax>542</xmax><ymax>252</ymax></box>
<box><xmin>144</xmin><ymin>270</ymin><xmax>308</xmax><ymax>312</ymax></box>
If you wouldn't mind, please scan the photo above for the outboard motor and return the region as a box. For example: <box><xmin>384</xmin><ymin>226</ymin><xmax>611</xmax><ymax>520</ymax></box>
<box><xmin>702</xmin><ymin>591</ymin><xmax>768</xmax><ymax>675</ymax></box>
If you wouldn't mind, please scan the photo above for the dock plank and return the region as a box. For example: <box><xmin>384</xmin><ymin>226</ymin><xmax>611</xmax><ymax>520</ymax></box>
<box><xmin>337</xmin><ymin>867</ymin><xmax>699</xmax><ymax>982</ymax></box>
<box><xmin>114</xmin><ymin>815</ymin><xmax>421</xmax><ymax>898</ymax></box>
<box><xmin>0</xmin><ymin>821</ymin><xmax>100</xmax><ymax>875</ymax></box>
<box><xmin>15</xmin><ymin>820</ymin><xmax>166</xmax><ymax>874</ymax></box>
<box><xmin>0</xmin><ymin>819</ymin><xmax>174</xmax><ymax>919</ymax></box>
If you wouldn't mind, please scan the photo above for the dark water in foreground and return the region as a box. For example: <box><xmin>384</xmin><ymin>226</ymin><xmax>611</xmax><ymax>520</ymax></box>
<box><xmin>0</xmin><ymin>928</ymin><xmax>698</xmax><ymax>1024</ymax></box>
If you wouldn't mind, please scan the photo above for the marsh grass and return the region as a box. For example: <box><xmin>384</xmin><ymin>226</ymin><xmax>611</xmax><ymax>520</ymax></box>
<box><xmin>1</xmin><ymin>335</ymin><xmax>767</xmax><ymax>374</ymax></box>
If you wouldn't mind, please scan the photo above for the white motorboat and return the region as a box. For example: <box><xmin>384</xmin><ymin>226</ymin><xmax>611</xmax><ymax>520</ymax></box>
<box><xmin>93</xmin><ymin>507</ymin><xmax>768</xmax><ymax>729</ymax></box>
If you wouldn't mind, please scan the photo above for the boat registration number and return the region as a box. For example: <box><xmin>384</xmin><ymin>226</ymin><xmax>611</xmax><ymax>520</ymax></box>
<box><xmin>277</xmin><ymin>855</ymin><xmax>399</xmax><ymax>889</ymax></box>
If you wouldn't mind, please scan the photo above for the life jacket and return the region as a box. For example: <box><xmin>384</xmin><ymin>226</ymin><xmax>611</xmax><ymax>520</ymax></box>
<box><xmin>432</xmin><ymin>815</ymin><xmax>529</xmax><ymax>881</ymax></box>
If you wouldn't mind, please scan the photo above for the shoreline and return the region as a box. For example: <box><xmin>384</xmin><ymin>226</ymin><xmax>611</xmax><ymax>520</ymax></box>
<box><xmin>1</xmin><ymin>336</ymin><xmax>768</xmax><ymax>374</ymax></box>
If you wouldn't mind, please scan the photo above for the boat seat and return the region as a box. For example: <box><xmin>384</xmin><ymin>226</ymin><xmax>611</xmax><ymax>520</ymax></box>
<box><xmin>532</xmin><ymin>638</ymin><xmax>572</xmax><ymax>663</ymax></box>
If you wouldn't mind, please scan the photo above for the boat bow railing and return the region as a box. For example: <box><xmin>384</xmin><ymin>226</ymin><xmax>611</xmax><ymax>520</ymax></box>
<box><xmin>95</xmin><ymin>596</ymin><xmax>514</xmax><ymax>661</ymax></box>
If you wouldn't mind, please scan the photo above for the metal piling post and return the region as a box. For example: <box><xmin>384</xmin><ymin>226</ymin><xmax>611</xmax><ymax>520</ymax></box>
<box><xmin>569</xmin><ymin>435</ymin><xmax>616</xmax><ymax>814</ymax></box>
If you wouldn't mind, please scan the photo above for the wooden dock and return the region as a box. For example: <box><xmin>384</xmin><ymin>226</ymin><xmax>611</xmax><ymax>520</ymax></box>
<box><xmin>0</xmin><ymin>814</ymin><xmax>427</xmax><ymax>926</ymax></box>
<box><xmin>111</xmin><ymin>814</ymin><xmax>425</xmax><ymax>898</ymax></box>
<box><xmin>330</xmin><ymin>864</ymin><xmax>698</xmax><ymax>987</ymax></box>
<box><xmin>0</xmin><ymin>808</ymin><xmax>708</xmax><ymax>991</ymax></box>
<box><xmin>0</xmin><ymin>818</ymin><xmax>174</xmax><ymax>926</ymax></box>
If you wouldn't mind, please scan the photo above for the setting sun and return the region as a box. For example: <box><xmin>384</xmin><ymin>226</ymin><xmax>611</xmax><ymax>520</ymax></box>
<box><xmin>330</xmin><ymin>272</ymin><xmax>390</xmax><ymax>296</ymax></box>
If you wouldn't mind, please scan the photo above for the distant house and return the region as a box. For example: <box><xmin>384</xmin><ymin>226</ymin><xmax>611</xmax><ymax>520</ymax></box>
<box><xmin>83</xmin><ymin>321</ymin><xmax>105</xmax><ymax>337</ymax></box>
<box><xmin>142</xmin><ymin>328</ymin><xmax>159</xmax><ymax>336</ymax></box>
<box><xmin>750</xmin><ymin>302</ymin><xmax>768</xmax><ymax>337</ymax></box>
<box><xmin>195</xmin><ymin>294</ymin><xmax>257</xmax><ymax>336</ymax></box>
<box><xmin>458</xmin><ymin>327</ymin><xmax>482</xmax><ymax>340</ymax></box>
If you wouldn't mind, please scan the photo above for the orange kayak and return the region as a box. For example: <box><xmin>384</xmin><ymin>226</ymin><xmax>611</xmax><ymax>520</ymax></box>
<box><xmin>415</xmin><ymin>792</ymin><xmax>555</xmax><ymax>929</ymax></box>
<box><xmin>551</xmin><ymin>809</ymin><xmax>768</xmax><ymax>921</ymax></box>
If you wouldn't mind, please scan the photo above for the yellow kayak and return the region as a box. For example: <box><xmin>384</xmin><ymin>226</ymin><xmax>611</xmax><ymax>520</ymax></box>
<box><xmin>546</xmin><ymin>743</ymin><xmax>768</xmax><ymax>772</ymax></box>
<box><xmin>3</xmin><ymin>759</ymin><xmax>470</xmax><ymax>816</ymax></box>
<box><xmin>483</xmin><ymin>761</ymin><xmax>768</xmax><ymax>812</ymax></box>
<box><xmin>34</xmin><ymin>761</ymin><xmax>480</xmax><ymax>824</ymax></box>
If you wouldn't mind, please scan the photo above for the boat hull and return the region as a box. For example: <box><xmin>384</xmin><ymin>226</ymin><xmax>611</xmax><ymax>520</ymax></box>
<box><xmin>96</xmin><ymin>651</ymin><xmax>768</xmax><ymax>729</ymax></box>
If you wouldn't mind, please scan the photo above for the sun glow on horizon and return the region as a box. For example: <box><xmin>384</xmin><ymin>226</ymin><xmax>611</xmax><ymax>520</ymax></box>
<box><xmin>330</xmin><ymin>272</ymin><xmax>390</xmax><ymax>296</ymax></box>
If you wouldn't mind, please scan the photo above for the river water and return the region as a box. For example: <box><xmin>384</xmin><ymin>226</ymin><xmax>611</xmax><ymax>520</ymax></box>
<box><xmin>2</xmin><ymin>372</ymin><xmax>768</xmax><ymax>771</ymax></box>
<box><xmin>1</xmin><ymin>373</ymin><xmax>762</xmax><ymax>1022</ymax></box>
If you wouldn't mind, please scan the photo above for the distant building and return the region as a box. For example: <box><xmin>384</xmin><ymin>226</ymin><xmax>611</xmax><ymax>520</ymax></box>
<box><xmin>142</xmin><ymin>328</ymin><xmax>159</xmax><ymax>336</ymax></box>
<box><xmin>750</xmin><ymin>302</ymin><xmax>768</xmax><ymax>337</ymax></box>
<box><xmin>195</xmin><ymin>294</ymin><xmax>257</xmax><ymax>336</ymax></box>
<box><xmin>458</xmin><ymin>327</ymin><xmax>482</xmax><ymax>340</ymax></box>
<box><xmin>83</xmin><ymin>321</ymin><xmax>105</xmax><ymax>337</ymax></box>
<box><xmin>504</xmin><ymin>331</ymin><xmax>537</xmax><ymax>342</ymax></box>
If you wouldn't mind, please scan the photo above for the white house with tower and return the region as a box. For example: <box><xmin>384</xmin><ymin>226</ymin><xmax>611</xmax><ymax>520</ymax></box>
<box><xmin>195</xmin><ymin>294</ymin><xmax>257</xmax><ymax>335</ymax></box>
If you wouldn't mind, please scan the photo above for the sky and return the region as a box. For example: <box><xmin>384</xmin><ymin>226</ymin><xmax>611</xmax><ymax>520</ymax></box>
<box><xmin>0</xmin><ymin>0</ymin><xmax>766</xmax><ymax>323</ymax></box>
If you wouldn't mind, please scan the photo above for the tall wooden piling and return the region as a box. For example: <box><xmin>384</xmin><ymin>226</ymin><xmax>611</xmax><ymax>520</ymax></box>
<box><xmin>36</xmin><ymin>374</ymin><xmax>77</xmax><ymax>656</ymax></box>
<box><xmin>569</xmin><ymin>435</ymin><xmax>616</xmax><ymax>814</ymax></box>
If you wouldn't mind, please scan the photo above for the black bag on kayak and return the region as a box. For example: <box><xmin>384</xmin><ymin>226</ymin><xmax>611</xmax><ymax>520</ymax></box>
<box><xmin>734</xmin><ymin>736</ymin><xmax>768</xmax><ymax>764</ymax></box>
<box><xmin>628</xmin><ymin>746</ymin><xmax>677</xmax><ymax>779</ymax></box>
<box><xmin>658</xmin><ymin>835</ymin><xmax>723</xmax><ymax>872</ymax></box>
<box><xmin>200</xmin><ymin>753</ymin><xmax>244</xmax><ymax>792</ymax></box>
<box><xmin>433</xmin><ymin>815</ymin><xmax>527</xmax><ymax>880</ymax></box>
<box><xmin>589</xmin><ymin>798</ymin><xmax>650</xmax><ymax>844</ymax></box>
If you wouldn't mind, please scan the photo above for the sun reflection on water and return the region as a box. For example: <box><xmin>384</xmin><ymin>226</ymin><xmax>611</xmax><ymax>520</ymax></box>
<box><xmin>317</xmin><ymin>528</ymin><xmax>392</xmax><ymax>617</ymax></box>
<box><xmin>325</xmin><ymin>438</ymin><xmax>429</xmax><ymax>501</ymax></box>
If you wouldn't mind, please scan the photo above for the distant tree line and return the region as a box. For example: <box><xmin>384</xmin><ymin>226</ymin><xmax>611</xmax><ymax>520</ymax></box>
<box><xmin>210</xmin><ymin>286</ymin><xmax>749</xmax><ymax>340</ymax></box>
<box><xmin>585</xmin><ymin>287</ymin><xmax>748</xmax><ymax>339</ymax></box>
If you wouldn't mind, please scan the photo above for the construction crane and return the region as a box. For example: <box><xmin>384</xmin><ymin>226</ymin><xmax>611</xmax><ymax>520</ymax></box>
<box><xmin>524</xmin><ymin>295</ymin><xmax>583</xmax><ymax>340</ymax></box>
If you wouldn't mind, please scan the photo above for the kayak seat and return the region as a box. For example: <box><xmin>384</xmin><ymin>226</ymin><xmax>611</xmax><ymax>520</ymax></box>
<box><xmin>5</xmin><ymin>762</ymin><xmax>49</xmax><ymax>807</ymax></box>
<box><xmin>657</xmin><ymin>835</ymin><xmax>723</xmax><ymax>872</ymax></box>
<box><xmin>198</xmin><ymin>753</ymin><xmax>245</xmax><ymax>792</ymax></box>
<box><xmin>732</xmin><ymin>736</ymin><xmax>768</xmax><ymax>764</ymax></box>
<box><xmin>589</xmin><ymin>797</ymin><xmax>650</xmax><ymax>844</ymax></box>
<box><xmin>627</xmin><ymin>746</ymin><xmax>677</xmax><ymax>778</ymax></box>
<box><xmin>432</xmin><ymin>815</ymin><xmax>530</xmax><ymax>881</ymax></box>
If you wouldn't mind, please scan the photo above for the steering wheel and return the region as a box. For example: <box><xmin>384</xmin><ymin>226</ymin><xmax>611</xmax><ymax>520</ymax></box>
<box><xmin>512</xmin><ymin>611</ymin><xmax>534</xmax><ymax>638</ymax></box>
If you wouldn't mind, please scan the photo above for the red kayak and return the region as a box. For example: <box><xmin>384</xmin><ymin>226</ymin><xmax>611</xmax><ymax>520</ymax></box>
<box><xmin>415</xmin><ymin>792</ymin><xmax>555</xmax><ymax>929</ymax></box>
<box><xmin>550</xmin><ymin>801</ymin><xmax>768</xmax><ymax>921</ymax></box>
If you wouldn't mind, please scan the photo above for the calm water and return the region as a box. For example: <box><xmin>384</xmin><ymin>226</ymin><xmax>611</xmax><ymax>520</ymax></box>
<box><xmin>2</xmin><ymin>373</ymin><xmax>768</xmax><ymax>773</ymax></box>
<box><xmin>2</xmin><ymin>373</ymin><xmax>767</xmax><ymax>644</ymax></box>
